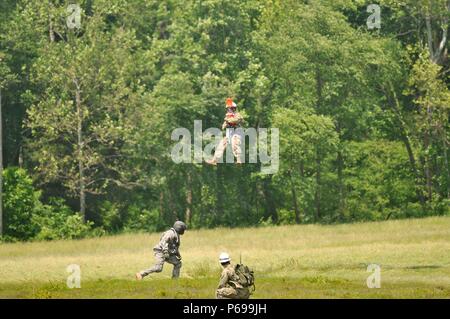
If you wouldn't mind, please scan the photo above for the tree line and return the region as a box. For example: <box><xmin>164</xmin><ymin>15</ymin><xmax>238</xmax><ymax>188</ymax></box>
<box><xmin>0</xmin><ymin>0</ymin><xmax>448</xmax><ymax>241</ymax></box>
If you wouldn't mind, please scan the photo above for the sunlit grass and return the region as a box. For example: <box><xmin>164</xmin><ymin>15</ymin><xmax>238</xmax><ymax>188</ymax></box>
<box><xmin>1</xmin><ymin>216</ymin><xmax>450</xmax><ymax>298</ymax></box>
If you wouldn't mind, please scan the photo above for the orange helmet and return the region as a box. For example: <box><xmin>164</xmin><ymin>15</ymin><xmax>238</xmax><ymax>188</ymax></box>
<box><xmin>226</xmin><ymin>98</ymin><xmax>237</xmax><ymax>109</ymax></box>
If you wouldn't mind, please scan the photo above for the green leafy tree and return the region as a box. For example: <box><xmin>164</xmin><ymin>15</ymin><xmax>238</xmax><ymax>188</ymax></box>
<box><xmin>273</xmin><ymin>108</ymin><xmax>339</xmax><ymax>223</ymax></box>
<box><xmin>26</xmin><ymin>3</ymin><xmax>150</xmax><ymax>221</ymax></box>
<box><xmin>2</xmin><ymin>167</ymin><xmax>40</xmax><ymax>240</ymax></box>
<box><xmin>32</xmin><ymin>198</ymin><xmax>92</xmax><ymax>240</ymax></box>
<box><xmin>407</xmin><ymin>50</ymin><xmax>450</xmax><ymax>203</ymax></box>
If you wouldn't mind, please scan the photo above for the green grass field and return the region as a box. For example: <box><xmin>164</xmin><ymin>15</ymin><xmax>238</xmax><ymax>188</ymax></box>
<box><xmin>1</xmin><ymin>216</ymin><xmax>450</xmax><ymax>299</ymax></box>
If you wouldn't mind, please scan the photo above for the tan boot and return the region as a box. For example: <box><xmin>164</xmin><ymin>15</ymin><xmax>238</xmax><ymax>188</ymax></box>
<box><xmin>205</xmin><ymin>158</ymin><xmax>217</xmax><ymax>166</ymax></box>
<box><xmin>135</xmin><ymin>272</ymin><xmax>143</xmax><ymax>280</ymax></box>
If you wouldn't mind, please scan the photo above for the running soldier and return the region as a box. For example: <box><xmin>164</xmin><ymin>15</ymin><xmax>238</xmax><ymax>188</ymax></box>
<box><xmin>136</xmin><ymin>221</ymin><xmax>187</xmax><ymax>280</ymax></box>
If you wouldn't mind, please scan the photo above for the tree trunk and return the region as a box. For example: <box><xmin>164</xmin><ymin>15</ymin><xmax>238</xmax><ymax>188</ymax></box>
<box><xmin>425</xmin><ymin>12</ymin><xmax>434</xmax><ymax>60</ymax></box>
<box><xmin>442</xmin><ymin>136</ymin><xmax>450</xmax><ymax>199</ymax></box>
<box><xmin>0</xmin><ymin>89</ymin><xmax>3</xmax><ymax>236</ymax></box>
<box><xmin>402</xmin><ymin>131</ymin><xmax>426</xmax><ymax>205</ymax></box>
<box><xmin>215</xmin><ymin>167</ymin><xmax>224</xmax><ymax>224</ymax></box>
<box><xmin>388</xmin><ymin>83</ymin><xmax>426</xmax><ymax>206</ymax></box>
<box><xmin>262</xmin><ymin>177</ymin><xmax>278</xmax><ymax>223</ymax></box>
<box><xmin>336</xmin><ymin>123</ymin><xmax>344</xmax><ymax>219</ymax></box>
<box><xmin>49</xmin><ymin>18</ymin><xmax>55</xmax><ymax>42</ymax></box>
<box><xmin>423</xmin><ymin>105</ymin><xmax>433</xmax><ymax>200</ymax></box>
<box><xmin>18</xmin><ymin>146</ymin><xmax>23</xmax><ymax>168</ymax></box>
<box><xmin>75</xmin><ymin>80</ymin><xmax>86</xmax><ymax>221</ymax></box>
<box><xmin>288</xmin><ymin>170</ymin><xmax>301</xmax><ymax>224</ymax></box>
<box><xmin>316</xmin><ymin>69</ymin><xmax>323</xmax><ymax>113</ymax></box>
<box><xmin>425</xmin><ymin>4</ymin><xmax>449</xmax><ymax>64</ymax></box>
<box><xmin>315</xmin><ymin>151</ymin><xmax>321</xmax><ymax>222</ymax></box>
<box><xmin>167</xmin><ymin>187</ymin><xmax>178</xmax><ymax>221</ymax></box>
<box><xmin>159</xmin><ymin>191</ymin><xmax>165</xmax><ymax>219</ymax></box>
<box><xmin>299</xmin><ymin>160</ymin><xmax>304</xmax><ymax>178</ymax></box>
<box><xmin>314</xmin><ymin>67</ymin><xmax>324</xmax><ymax>223</ymax></box>
<box><xmin>185</xmin><ymin>171</ymin><xmax>193</xmax><ymax>225</ymax></box>
<box><xmin>337</xmin><ymin>150</ymin><xmax>344</xmax><ymax>217</ymax></box>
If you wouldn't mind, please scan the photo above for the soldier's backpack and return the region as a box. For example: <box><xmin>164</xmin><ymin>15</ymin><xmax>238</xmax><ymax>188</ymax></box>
<box><xmin>234</xmin><ymin>264</ymin><xmax>255</xmax><ymax>292</ymax></box>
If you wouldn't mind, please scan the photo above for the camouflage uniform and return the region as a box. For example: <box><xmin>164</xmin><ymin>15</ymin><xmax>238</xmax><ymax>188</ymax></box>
<box><xmin>139</xmin><ymin>228</ymin><xmax>182</xmax><ymax>278</ymax></box>
<box><xmin>212</xmin><ymin>111</ymin><xmax>244</xmax><ymax>163</ymax></box>
<box><xmin>216</xmin><ymin>263</ymin><xmax>250</xmax><ymax>299</ymax></box>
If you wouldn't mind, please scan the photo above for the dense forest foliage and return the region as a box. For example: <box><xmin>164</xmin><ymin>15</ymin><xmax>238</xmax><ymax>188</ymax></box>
<box><xmin>0</xmin><ymin>0</ymin><xmax>449</xmax><ymax>241</ymax></box>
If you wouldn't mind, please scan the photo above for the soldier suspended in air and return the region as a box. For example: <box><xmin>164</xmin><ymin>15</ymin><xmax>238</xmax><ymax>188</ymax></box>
<box><xmin>206</xmin><ymin>98</ymin><xmax>244</xmax><ymax>165</ymax></box>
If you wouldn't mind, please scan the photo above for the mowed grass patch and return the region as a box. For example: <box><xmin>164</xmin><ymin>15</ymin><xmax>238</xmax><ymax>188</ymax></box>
<box><xmin>1</xmin><ymin>216</ymin><xmax>450</xmax><ymax>298</ymax></box>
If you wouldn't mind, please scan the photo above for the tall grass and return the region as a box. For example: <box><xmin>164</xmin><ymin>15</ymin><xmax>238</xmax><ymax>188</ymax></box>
<box><xmin>1</xmin><ymin>216</ymin><xmax>450</xmax><ymax>298</ymax></box>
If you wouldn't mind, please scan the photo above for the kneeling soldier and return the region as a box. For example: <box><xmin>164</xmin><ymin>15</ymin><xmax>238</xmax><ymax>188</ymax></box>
<box><xmin>216</xmin><ymin>252</ymin><xmax>250</xmax><ymax>299</ymax></box>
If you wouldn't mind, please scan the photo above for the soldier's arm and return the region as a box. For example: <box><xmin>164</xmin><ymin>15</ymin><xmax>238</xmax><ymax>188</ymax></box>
<box><xmin>217</xmin><ymin>270</ymin><xmax>229</xmax><ymax>289</ymax></box>
<box><xmin>158</xmin><ymin>231</ymin><xmax>171</xmax><ymax>257</ymax></box>
<box><xmin>225</xmin><ymin>114</ymin><xmax>243</xmax><ymax>125</ymax></box>
<box><xmin>236</xmin><ymin>113</ymin><xmax>244</xmax><ymax>126</ymax></box>
<box><xmin>222</xmin><ymin>118</ymin><xmax>228</xmax><ymax>130</ymax></box>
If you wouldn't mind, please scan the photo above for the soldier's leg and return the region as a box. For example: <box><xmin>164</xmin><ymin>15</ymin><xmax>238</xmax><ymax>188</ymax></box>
<box><xmin>236</xmin><ymin>288</ymin><xmax>250</xmax><ymax>299</ymax></box>
<box><xmin>166</xmin><ymin>255</ymin><xmax>182</xmax><ymax>279</ymax></box>
<box><xmin>231</xmin><ymin>134</ymin><xmax>242</xmax><ymax>163</ymax></box>
<box><xmin>139</xmin><ymin>252</ymin><xmax>165</xmax><ymax>278</ymax></box>
<box><xmin>216</xmin><ymin>287</ymin><xmax>238</xmax><ymax>299</ymax></box>
<box><xmin>212</xmin><ymin>137</ymin><xmax>228</xmax><ymax>162</ymax></box>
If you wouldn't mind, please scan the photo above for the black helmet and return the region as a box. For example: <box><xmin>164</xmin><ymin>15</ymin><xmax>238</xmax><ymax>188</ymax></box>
<box><xmin>173</xmin><ymin>221</ymin><xmax>187</xmax><ymax>234</ymax></box>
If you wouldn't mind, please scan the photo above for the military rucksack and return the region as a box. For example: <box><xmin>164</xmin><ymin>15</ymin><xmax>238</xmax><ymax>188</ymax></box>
<box><xmin>234</xmin><ymin>264</ymin><xmax>255</xmax><ymax>292</ymax></box>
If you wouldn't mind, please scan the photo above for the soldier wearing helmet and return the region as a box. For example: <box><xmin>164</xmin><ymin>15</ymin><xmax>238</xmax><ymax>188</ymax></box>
<box><xmin>206</xmin><ymin>98</ymin><xmax>244</xmax><ymax>165</ymax></box>
<box><xmin>216</xmin><ymin>252</ymin><xmax>250</xmax><ymax>299</ymax></box>
<box><xmin>136</xmin><ymin>221</ymin><xmax>187</xmax><ymax>280</ymax></box>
